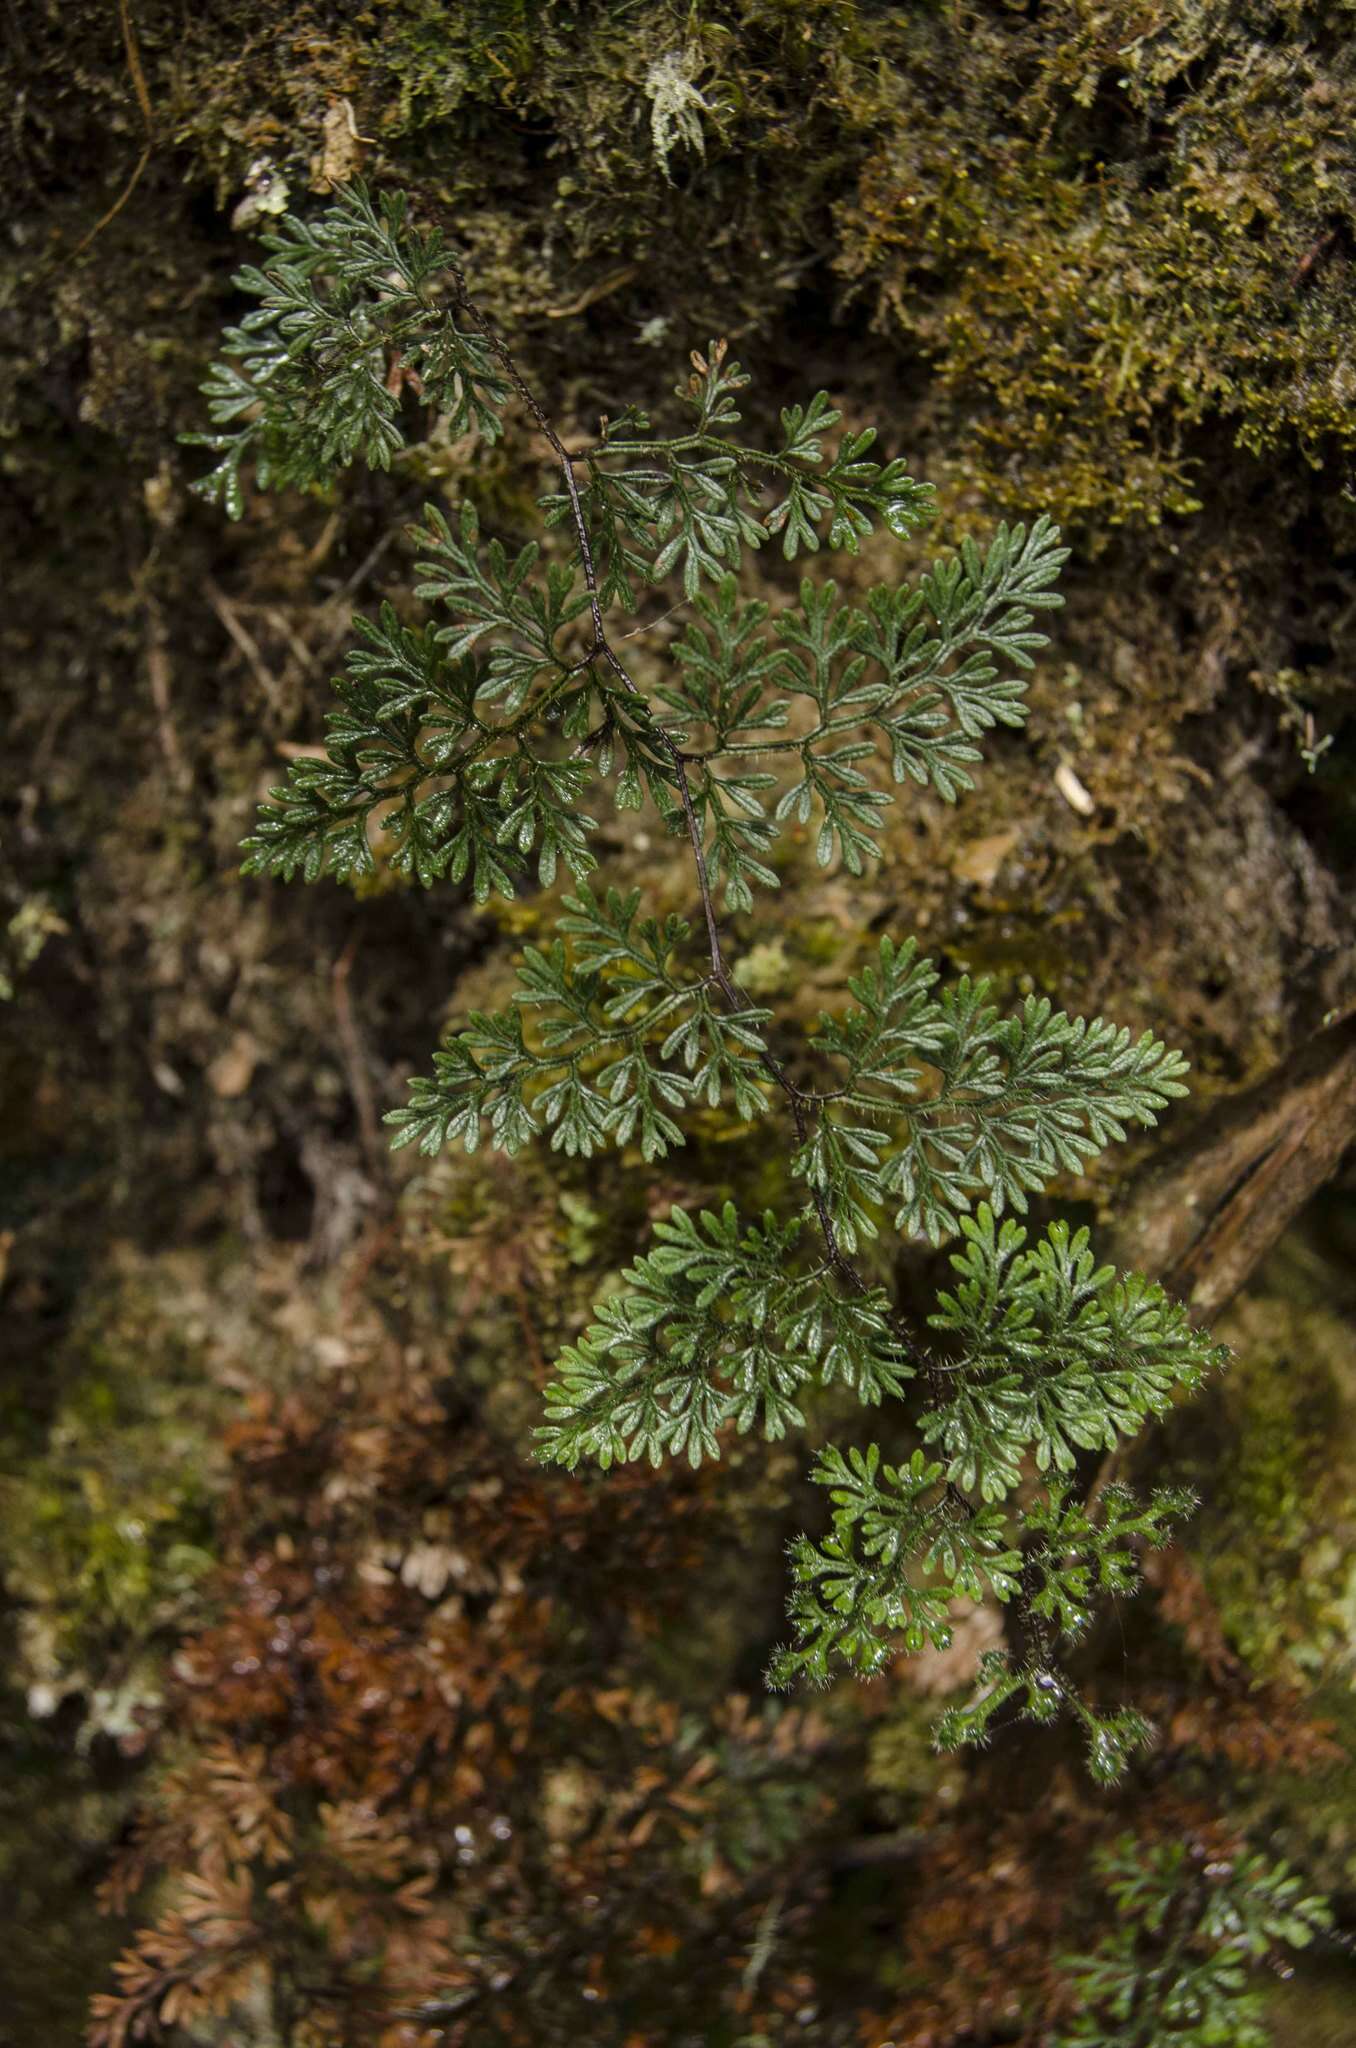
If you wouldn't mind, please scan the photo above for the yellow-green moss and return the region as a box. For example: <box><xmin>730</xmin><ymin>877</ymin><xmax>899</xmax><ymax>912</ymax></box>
<box><xmin>1178</xmin><ymin>1292</ymin><xmax>1356</xmax><ymax>1682</ymax></box>
<box><xmin>1</xmin><ymin>1255</ymin><xmax>226</xmax><ymax>1696</ymax></box>
<box><xmin>836</xmin><ymin>1</ymin><xmax>1356</xmax><ymax>525</ymax></box>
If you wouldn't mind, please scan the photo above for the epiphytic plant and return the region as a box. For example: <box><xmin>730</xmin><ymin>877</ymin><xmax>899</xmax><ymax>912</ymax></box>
<box><xmin>1055</xmin><ymin>1835</ymin><xmax>1332</xmax><ymax>2046</ymax></box>
<box><xmin>191</xmin><ymin>182</ymin><xmax>1224</xmax><ymax>1778</ymax></box>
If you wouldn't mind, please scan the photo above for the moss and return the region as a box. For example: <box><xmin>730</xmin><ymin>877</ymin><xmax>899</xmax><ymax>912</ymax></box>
<box><xmin>0</xmin><ymin>1662</ymin><xmax>134</xmax><ymax>2044</ymax></box>
<box><xmin>0</xmin><ymin>1254</ymin><xmax>227</xmax><ymax>1697</ymax></box>
<box><xmin>1262</xmin><ymin>1680</ymin><xmax>1356</xmax><ymax>1886</ymax></box>
<box><xmin>0</xmin><ymin>1250</ymin><xmax>238</xmax><ymax>2037</ymax></box>
<box><xmin>835</xmin><ymin>1</ymin><xmax>1356</xmax><ymax>527</ymax></box>
<box><xmin>13</xmin><ymin>2</ymin><xmax>1356</xmax><ymax>534</ymax></box>
<box><xmin>1266</xmin><ymin>1961</ymin><xmax>1356</xmax><ymax>2048</ymax></box>
<box><xmin>1174</xmin><ymin>1291</ymin><xmax>1356</xmax><ymax>1681</ymax></box>
<box><xmin>865</xmin><ymin>1697</ymin><xmax>955</xmax><ymax>1823</ymax></box>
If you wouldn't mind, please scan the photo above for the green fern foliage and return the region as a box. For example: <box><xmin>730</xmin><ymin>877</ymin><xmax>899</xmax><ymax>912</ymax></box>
<box><xmin>1055</xmin><ymin>1837</ymin><xmax>1332</xmax><ymax>2044</ymax></box>
<box><xmin>386</xmin><ymin>887</ymin><xmax>773</xmax><ymax>1160</ymax></box>
<box><xmin>538</xmin><ymin>1203</ymin><xmax>910</xmax><ymax>1471</ymax></box>
<box><xmin>186</xmin><ymin>184</ymin><xmax>507</xmax><ymax>519</ymax></box>
<box><xmin>193</xmin><ymin>182</ymin><xmax>1227</xmax><ymax>1779</ymax></box>
<box><xmin>923</xmin><ymin>1209</ymin><xmax>1215</xmax><ymax>1494</ymax></box>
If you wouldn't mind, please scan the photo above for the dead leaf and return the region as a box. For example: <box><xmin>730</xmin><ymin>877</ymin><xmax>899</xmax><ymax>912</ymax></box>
<box><xmin>315</xmin><ymin>100</ymin><xmax>369</xmax><ymax>190</ymax></box>
<box><xmin>207</xmin><ymin>1032</ymin><xmax>260</xmax><ymax>1099</ymax></box>
<box><xmin>401</xmin><ymin>1543</ymin><xmax>457</xmax><ymax>1599</ymax></box>
<box><xmin>901</xmin><ymin>1602</ymin><xmax>1005</xmax><ymax>1697</ymax></box>
<box><xmin>954</xmin><ymin>828</ymin><xmax>1021</xmax><ymax>887</ymax></box>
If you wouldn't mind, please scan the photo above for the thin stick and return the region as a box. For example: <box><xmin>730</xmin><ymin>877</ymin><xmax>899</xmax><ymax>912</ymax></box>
<box><xmin>64</xmin><ymin>0</ymin><xmax>153</xmax><ymax>266</ymax></box>
<box><xmin>332</xmin><ymin>932</ymin><xmax>384</xmax><ymax>1171</ymax></box>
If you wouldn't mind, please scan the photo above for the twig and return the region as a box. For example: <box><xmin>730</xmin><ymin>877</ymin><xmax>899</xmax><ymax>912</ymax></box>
<box><xmin>130</xmin><ymin>566</ymin><xmax>190</xmax><ymax>790</ymax></box>
<box><xmin>1086</xmin><ymin>1008</ymin><xmax>1356</xmax><ymax>1516</ymax></box>
<box><xmin>1287</xmin><ymin>225</ymin><xmax>1341</xmax><ymax>293</ymax></box>
<box><xmin>312</xmin><ymin>526</ymin><xmax>405</xmax><ymax>667</ymax></box>
<box><xmin>332</xmin><ymin>932</ymin><xmax>384</xmax><ymax>1172</ymax></box>
<box><xmin>619</xmin><ymin>598</ymin><xmax>691</xmax><ymax>641</ymax></box>
<box><xmin>1110</xmin><ymin>1007</ymin><xmax>1356</xmax><ymax>1323</ymax></box>
<box><xmin>511</xmin><ymin>1269</ymin><xmax>547</xmax><ymax>1378</ymax></box>
<box><xmin>263</xmin><ymin>607</ymin><xmax>322</xmax><ymax>675</ymax></box>
<box><xmin>204</xmin><ymin>578</ymin><xmax>286</xmax><ymax>710</ymax></box>
<box><xmin>544</xmin><ymin>263</ymin><xmax>640</xmax><ymax>319</ymax></box>
<box><xmin>64</xmin><ymin>0</ymin><xmax>153</xmax><ymax>266</ymax></box>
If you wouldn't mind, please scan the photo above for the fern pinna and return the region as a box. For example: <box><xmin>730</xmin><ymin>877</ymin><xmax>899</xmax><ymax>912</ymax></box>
<box><xmin>191</xmin><ymin>182</ymin><xmax>1224</xmax><ymax>1780</ymax></box>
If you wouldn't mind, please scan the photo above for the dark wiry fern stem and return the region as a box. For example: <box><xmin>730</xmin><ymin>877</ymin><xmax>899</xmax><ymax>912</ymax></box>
<box><xmin>443</xmin><ymin>272</ymin><xmax>875</xmax><ymax>1306</ymax></box>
